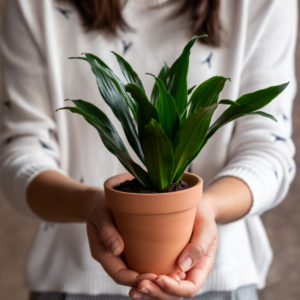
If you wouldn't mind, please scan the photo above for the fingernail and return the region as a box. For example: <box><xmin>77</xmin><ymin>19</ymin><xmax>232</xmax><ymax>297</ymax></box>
<box><xmin>180</xmin><ymin>256</ymin><xmax>193</xmax><ymax>272</ymax></box>
<box><xmin>109</xmin><ymin>238</ymin><xmax>121</xmax><ymax>255</ymax></box>
<box><xmin>138</xmin><ymin>288</ymin><xmax>149</xmax><ymax>294</ymax></box>
<box><xmin>155</xmin><ymin>278</ymin><xmax>165</xmax><ymax>288</ymax></box>
<box><xmin>132</xmin><ymin>292</ymin><xmax>143</xmax><ymax>299</ymax></box>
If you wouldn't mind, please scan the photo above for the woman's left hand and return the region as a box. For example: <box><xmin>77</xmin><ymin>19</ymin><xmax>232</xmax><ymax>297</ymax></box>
<box><xmin>129</xmin><ymin>198</ymin><xmax>218</xmax><ymax>300</ymax></box>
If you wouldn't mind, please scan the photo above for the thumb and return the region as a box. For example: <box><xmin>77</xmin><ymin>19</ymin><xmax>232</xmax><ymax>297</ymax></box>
<box><xmin>177</xmin><ymin>214</ymin><xmax>217</xmax><ymax>272</ymax></box>
<box><xmin>90</xmin><ymin>205</ymin><xmax>124</xmax><ymax>256</ymax></box>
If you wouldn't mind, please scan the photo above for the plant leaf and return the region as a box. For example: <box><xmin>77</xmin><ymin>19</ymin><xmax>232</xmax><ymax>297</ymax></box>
<box><xmin>72</xmin><ymin>54</ymin><xmax>139</xmax><ymax>121</ymax></box>
<box><xmin>56</xmin><ymin>104</ymin><xmax>151</xmax><ymax>187</ymax></box>
<box><xmin>188</xmin><ymin>85</ymin><xmax>197</xmax><ymax>95</ymax></box>
<box><xmin>70</xmin><ymin>54</ymin><xmax>145</xmax><ymax>164</ymax></box>
<box><xmin>189</xmin><ymin>76</ymin><xmax>230</xmax><ymax>115</ymax></box>
<box><xmin>171</xmin><ymin>104</ymin><xmax>218</xmax><ymax>182</ymax></box>
<box><xmin>249</xmin><ymin>111</ymin><xmax>277</xmax><ymax>122</ymax></box>
<box><xmin>143</xmin><ymin>119</ymin><xmax>174</xmax><ymax>190</ymax></box>
<box><xmin>111</xmin><ymin>51</ymin><xmax>145</xmax><ymax>92</ymax></box>
<box><xmin>165</xmin><ymin>35</ymin><xmax>207</xmax><ymax>120</ymax></box>
<box><xmin>67</xmin><ymin>99</ymin><xmax>129</xmax><ymax>153</ymax></box>
<box><xmin>150</xmin><ymin>62</ymin><xmax>169</xmax><ymax>107</ymax></box>
<box><xmin>206</xmin><ymin>82</ymin><xmax>288</xmax><ymax>141</ymax></box>
<box><xmin>172</xmin><ymin>140</ymin><xmax>207</xmax><ymax>183</ymax></box>
<box><xmin>218</xmin><ymin>99</ymin><xmax>240</xmax><ymax>106</ymax></box>
<box><xmin>148</xmin><ymin>75</ymin><xmax>180</xmax><ymax>141</ymax></box>
<box><xmin>125</xmin><ymin>83</ymin><xmax>159</xmax><ymax>145</ymax></box>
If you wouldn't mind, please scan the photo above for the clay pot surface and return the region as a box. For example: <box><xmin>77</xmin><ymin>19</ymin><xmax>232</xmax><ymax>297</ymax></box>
<box><xmin>104</xmin><ymin>172</ymin><xmax>203</xmax><ymax>275</ymax></box>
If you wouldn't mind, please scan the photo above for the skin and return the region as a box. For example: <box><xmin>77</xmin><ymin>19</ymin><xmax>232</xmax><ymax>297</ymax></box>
<box><xmin>27</xmin><ymin>170</ymin><xmax>252</xmax><ymax>299</ymax></box>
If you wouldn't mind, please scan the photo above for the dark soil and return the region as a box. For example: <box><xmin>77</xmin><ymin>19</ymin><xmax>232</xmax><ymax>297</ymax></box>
<box><xmin>114</xmin><ymin>178</ymin><xmax>190</xmax><ymax>194</ymax></box>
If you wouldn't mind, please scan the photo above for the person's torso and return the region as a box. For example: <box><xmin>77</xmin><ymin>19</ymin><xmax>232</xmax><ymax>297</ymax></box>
<box><xmin>26</xmin><ymin>0</ymin><xmax>272</xmax><ymax>294</ymax></box>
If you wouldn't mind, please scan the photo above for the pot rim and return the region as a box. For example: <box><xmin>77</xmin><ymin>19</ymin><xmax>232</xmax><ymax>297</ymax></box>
<box><xmin>104</xmin><ymin>172</ymin><xmax>202</xmax><ymax>196</ymax></box>
<box><xmin>104</xmin><ymin>172</ymin><xmax>203</xmax><ymax>215</ymax></box>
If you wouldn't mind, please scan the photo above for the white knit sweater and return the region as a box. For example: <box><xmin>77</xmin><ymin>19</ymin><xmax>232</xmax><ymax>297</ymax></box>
<box><xmin>0</xmin><ymin>0</ymin><xmax>297</xmax><ymax>295</ymax></box>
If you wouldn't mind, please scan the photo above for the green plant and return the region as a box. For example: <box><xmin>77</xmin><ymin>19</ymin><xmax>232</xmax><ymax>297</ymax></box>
<box><xmin>56</xmin><ymin>35</ymin><xmax>288</xmax><ymax>191</ymax></box>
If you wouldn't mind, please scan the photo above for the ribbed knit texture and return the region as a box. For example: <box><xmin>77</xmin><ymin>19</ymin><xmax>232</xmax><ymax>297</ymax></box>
<box><xmin>0</xmin><ymin>0</ymin><xmax>297</xmax><ymax>296</ymax></box>
<box><xmin>0</xmin><ymin>154</ymin><xmax>65</xmax><ymax>220</ymax></box>
<box><xmin>212</xmin><ymin>167</ymin><xmax>265</xmax><ymax>217</ymax></box>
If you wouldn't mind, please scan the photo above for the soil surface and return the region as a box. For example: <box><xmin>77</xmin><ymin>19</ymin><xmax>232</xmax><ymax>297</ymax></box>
<box><xmin>114</xmin><ymin>178</ymin><xmax>190</xmax><ymax>194</ymax></box>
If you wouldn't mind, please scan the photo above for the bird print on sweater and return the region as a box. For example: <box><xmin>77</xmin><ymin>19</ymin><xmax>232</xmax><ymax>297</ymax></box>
<box><xmin>43</xmin><ymin>223</ymin><xmax>55</xmax><ymax>231</ymax></box>
<box><xmin>56</xmin><ymin>7</ymin><xmax>72</xmax><ymax>20</ymax></box>
<box><xmin>3</xmin><ymin>100</ymin><xmax>11</xmax><ymax>110</ymax></box>
<box><xmin>282</xmin><ymin>113</ymin><xmax>289</xmax><ymax>121</ymax></box>
<box><xmin>202</xmin><ymin>52</ymin><xmax>213</xmax><ymax>68</ymax></box>
<box><xmin>272</xmin><ymin>165</ymin><xmax>279</xmax><ymax>179</ymax></box>
<box><xmin>39</xmin><ymin>140</ymin><xmax>53</xmax><ymax>150</ymax></box>
<box><xmin>6</xmin><ymin>137</ymin><xmax>13</xmax><ymax>144</ymax></box>
<box><xmin>122</xmin><ymin>40</ymin><xmax>133</xmax><ymax>55</ymax></box>
<box><xmin>271</xmin><ymin>133</ymin><xmax>287</xmax><ymax>142</ymax></box>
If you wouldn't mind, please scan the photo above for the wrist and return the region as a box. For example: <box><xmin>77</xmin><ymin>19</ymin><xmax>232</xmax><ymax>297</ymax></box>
<box><xmin>80</xmin><ymin>186</ymin><xmax>105</xmax><ymax>221</ymax></box>
<box><xmin>200</xmin><ymin>192</ymin><xmax>219</xmax><ymax>222</ymax></box>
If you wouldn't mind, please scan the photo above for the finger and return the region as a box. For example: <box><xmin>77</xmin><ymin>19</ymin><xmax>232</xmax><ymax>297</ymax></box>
<box><xmin>134</xmin><ymin>273</ymin><xmax>159</xmax><ymax>286</ymax></box>
<box><xmin>167</xmin><ymin>274</ymin><xmax>181</xmax><ymax>281</ymax></box>
<box><xmin>87</xmin><ymin>221</ymin><xmax>138</xmax><ymax>286</ymax></box>
<box><xmin>166</xmin><ymin>271</ymin><xmax>186</xmax><ymax>281</ymax></box>
<box><xmin>130</xmin><ymin>280</ymin><xmax>182</xmax><ymax>300</ymax></box>
<box><xmin>177</xmin><ymin>213</ymin><xmax>217</xmax><ymax>272</ymax></box>
<box><xmin>154</xmin><ymin>236</ymin><xmax>218</xmax><ymax>298</ymax></box>
<box><xmin>177</xmin><ymin>272</ymin><xmax>186</xmax><ymax>280</ymax></box>
<box><xmin>87</xmin><ymin>221</ymin><xmax>157</xmax><ymax>287</ymax></box>
<box><xmin>91</xmin><ymin>206</ymin><xmax>124</xmax><ymax>255</ymax></box>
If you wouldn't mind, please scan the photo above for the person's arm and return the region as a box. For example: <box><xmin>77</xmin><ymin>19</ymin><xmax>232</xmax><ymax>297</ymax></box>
<box><xmin>27</xmin><ymin>170</ymin><xmax>162</xmax><ymax>287</ymax></box>
<box><xmin>0</xmin><ymin>0</ymin><xmax>64</xmax><ymax>220</ymax></box>
<box><xmin>203</xmin><ymin>176</ymin><xmax>253</xmax><ymax>223</ymax></box>
<box><xmin>26</xmin><ymin>170</ymin><xmax>97</xmax><ymax>223</ymax></box>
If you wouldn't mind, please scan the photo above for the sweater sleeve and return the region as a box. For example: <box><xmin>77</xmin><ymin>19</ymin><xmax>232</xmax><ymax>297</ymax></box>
<box><xmin>212</xmin><ymin>0</ymin><xmax>297</xmax><ymax>217</ymax></box>
<box><xmin>0</xmin><ymin>0</ymin><xmax>66</xmax><ymax>220</ymax></box>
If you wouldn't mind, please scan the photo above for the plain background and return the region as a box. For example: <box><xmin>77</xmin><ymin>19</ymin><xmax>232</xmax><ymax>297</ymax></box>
<box><xmin>0</xmin><ymin>1</ymin><xmax>300</xmax><ymax>299</ymax></box>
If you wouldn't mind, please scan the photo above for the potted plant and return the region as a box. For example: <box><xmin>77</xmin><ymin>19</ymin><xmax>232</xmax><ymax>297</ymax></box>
<box><xmin>57</xmin><ymin>35</ymin><xmax>288</xmax><ymax>275</ymax></box>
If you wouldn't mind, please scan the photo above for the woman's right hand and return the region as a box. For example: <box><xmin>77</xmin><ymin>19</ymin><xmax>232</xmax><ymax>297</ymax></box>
<box><xmin>84</xmin><ymin>188</ymin><xmax>158</xmax><ymax>287</ymax></box>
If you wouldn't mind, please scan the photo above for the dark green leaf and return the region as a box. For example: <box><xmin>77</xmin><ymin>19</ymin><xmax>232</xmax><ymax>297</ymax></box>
<box><xmin>70</xmin><ymin>55</ymin><xmax>145</xmax><ymax>164</ymax></box>
<box><xmin>171</xmin><ymin>104</ymin><xmax>218</xmax><ymax>182</ymax></box>
<box><xmin>148</xmin><ymin>75</ymin><xmax>180</xmax><ymax>141</ymax></box>
<box><xmin>56</xmin><ymin>104</ymin><xmax>151</xmax><ymax>187</ymax></box>
<box><xmin>111</xmin><ymin>51</ymin><xmax>145</xmax><ymax>92</ymax></box>
<box><xmin>206</xmin><ymin>82</ymin><xmax>288</xmax><ymax>141</ymax></box>
<box><xmin>172</xmin><ymin>140</ymin><xmax>207</xmax><ymax>183</ymax></box>
<box><xmin>125</xmin><ymin>83</ymin><xmax>159</xmax><ymax>145</ymax></box>
<box><xmin>150</xmin><ymin>62</ymin><xmax>169</xmax><ymax>107</ymax></box>
<box><xmin>71</xmin><ymin>54</ymin><xmax>138</xmax><ymax>121</ymax></box>
<box><xmin>218</xmin><ymin>99</ymin><xmax>240</xmax><ymax>106</ymax></box>
<box><xmin>189</xmin><ymin>76</ymin><xmax>230</xmax><ymax>115</ymax></box>
<box><xmin>165</xmin><ymin>35</ymin><xmax>207</xmax><ymax>120</ymax></box>
<box><xmin>66</xmin><ymin>99</ymin><xmax>128</xmax><ymax>153</ymax></box>
<box><xmin>249</xmin><ymin>111</ymin><xmax>278</xmax><ymax>122</ymax></box>
<box><xmin>188</xmin><ymin>85</ymin><xmax>197</xmax><ymax>95</ymax></box>
<box><xmin>143</xmin><ymin>119</ymin><xmax>174</xmax><ymax>190</ymax></box>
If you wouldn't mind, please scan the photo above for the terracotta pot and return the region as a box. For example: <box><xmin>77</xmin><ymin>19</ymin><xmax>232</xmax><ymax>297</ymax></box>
<box><xmin>104</xmin><ymin>172</ymin><xmax>203</xmax><ymax>275</ymax></box>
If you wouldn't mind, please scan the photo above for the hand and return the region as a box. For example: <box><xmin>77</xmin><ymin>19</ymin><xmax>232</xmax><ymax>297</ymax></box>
<box><xmin>85</xmin><ymin>188</ymin><xmax>157</xmax><ymax>286</ymax></box>
<box><xmin>129</xmin><ymin>197</ymin><xmax>218</xmax><ymax>299</ymax></box>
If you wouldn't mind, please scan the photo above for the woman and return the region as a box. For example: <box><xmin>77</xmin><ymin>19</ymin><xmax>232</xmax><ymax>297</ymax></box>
<box><xmin>0</xmin><ymin>0</ymin><xmax>297</xmax><ymax>299</ymax></box>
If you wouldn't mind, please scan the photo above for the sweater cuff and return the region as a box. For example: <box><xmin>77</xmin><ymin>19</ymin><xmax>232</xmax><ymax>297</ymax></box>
<box><xmin>1</xmin><ymin>154</ymin><xmax>67</xmax><ymax>221</ymax></box>
<box><xmin>210</xmin><ymin>166</ymin><xmax>265</xmax><ymax>218</ymax></box>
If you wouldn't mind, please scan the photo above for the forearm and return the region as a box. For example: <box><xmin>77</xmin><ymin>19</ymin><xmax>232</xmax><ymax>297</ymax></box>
<box><xmin>202</xmin><ymin>176</ymin><xmax>253</xmax><ymax>223</ymax></box>
<box><xmin>26</xmin><ymin>170</ymin><xmax>102</xmax><ymax>222</ymax></box>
